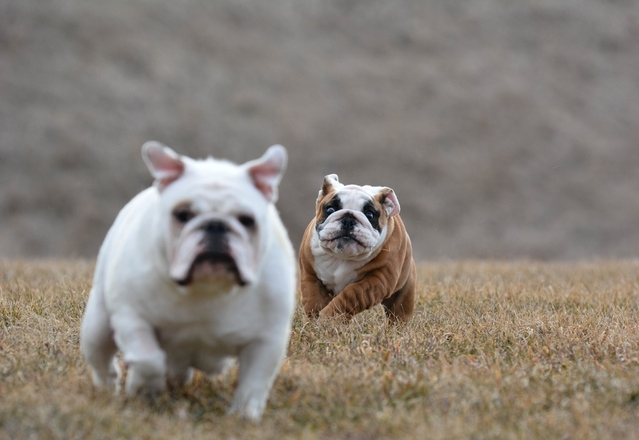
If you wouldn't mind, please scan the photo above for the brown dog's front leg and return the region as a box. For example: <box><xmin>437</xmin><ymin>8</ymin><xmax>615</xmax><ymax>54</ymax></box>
<box><xmin>320</xmin><ymin>273</ymin><xmax>391</xmax><ymax>319</ymax></box>
<box><xmin>381</xmin><ymin>285</ymin><xmax>415</xmax><ymax>323</ymax></box>
<box><xmin>300</xmin><ymin>276</ymin><xmax>333</xmax><ymax>318</ymax></box>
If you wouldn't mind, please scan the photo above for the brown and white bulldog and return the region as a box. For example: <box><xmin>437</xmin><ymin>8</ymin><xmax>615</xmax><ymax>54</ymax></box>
<box><xmin>298</xmin><ymin>174</ymin><xmax>416</xmax><ymax>323</ymax></box>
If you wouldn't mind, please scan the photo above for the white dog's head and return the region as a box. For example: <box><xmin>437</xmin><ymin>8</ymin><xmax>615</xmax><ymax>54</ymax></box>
<box><xmin>142</xmin><ymin>142</ymin><xmax>287</xmax><ymax>289</ymax></box>
<box><xmin>313</xmin><ymin>174</ymin><xmax>400</xmax><ymax>260</ymax></box>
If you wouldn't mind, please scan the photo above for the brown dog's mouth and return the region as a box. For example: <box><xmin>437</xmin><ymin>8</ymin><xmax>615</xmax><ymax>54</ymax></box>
<box><xmin>175</xmin><ymin>252</ymin><xmax>246</xmax><ymax>287</ymax></box>
<box><xmin>327</xmin><ymin>234</ymin><xmax>365</xmax><ymax>247</ymax></box>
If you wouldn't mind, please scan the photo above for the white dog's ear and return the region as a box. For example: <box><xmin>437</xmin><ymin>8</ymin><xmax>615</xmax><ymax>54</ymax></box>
<box><xmin>377</xmin><ymin>187</ymin><xmax>401</xmax><ymax>217</ymax></box>
<box><xmin>245</xmin><ymin>144</ymin><xmax>287</xmax><ymax>203</ymax></box>
<box><xmin>317</xmin><ymin>174</ymin><xmax>340</xmax><ymax>204</ymax></box>
<box><xmin>142</xmin><ymin>141</ymin><xmax>185</xmax><ymax>192</ymax></box>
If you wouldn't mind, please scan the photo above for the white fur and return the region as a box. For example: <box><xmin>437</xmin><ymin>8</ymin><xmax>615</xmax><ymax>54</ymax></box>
<box><xmin>311</xmin><ymin>232</ymin><xmax>367</xmax><ymax>294</ymax></box>
<box><xmin>80</xmin><ymin>144</ymin><xmax>296</xmax><ymax>421</ymax></box>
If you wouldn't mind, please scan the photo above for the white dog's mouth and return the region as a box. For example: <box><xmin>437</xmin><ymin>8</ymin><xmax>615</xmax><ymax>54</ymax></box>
<box><xmin>174</xmin><ymin>251</ymin><xmax>246</xmax><ymax>287</ymax></box>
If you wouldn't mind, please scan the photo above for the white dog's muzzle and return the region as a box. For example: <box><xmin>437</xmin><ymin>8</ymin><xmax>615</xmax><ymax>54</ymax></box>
<box><xmin>169</xmin><ymin>216</ymin><xmax>257</xmax><ymax>287</ymax></box>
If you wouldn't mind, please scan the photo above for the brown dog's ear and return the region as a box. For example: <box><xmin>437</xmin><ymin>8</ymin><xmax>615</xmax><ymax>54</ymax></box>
<box><xmin>377</xmin><ymin>187</ymin><xmax>400</xmax><ymax>217</ymax></box>
<box><xmin>317</xmin><ymin>174</ymin><xmax>340</xmax><ymax>204</ymax></box>
<box><xmin>142</xmin><ymin>141</ymin><xmax>185</xmax><ymax>192</ymax></box>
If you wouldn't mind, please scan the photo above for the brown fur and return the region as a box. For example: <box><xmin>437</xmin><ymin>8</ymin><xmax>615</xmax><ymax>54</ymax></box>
<box><xmin>298</xmin><ymin>190</ymin><xmax>416</xmax><ymax>323</ymax></box>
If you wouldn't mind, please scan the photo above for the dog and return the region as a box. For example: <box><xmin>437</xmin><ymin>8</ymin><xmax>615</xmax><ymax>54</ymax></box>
<box><xmin>80</xmin><ymin>142</ymin><xmax>296</xmax><ymax>420</ymax></box>
<box><xmin>298</xmin><ymin>174</ymin><xmax>416</xmax><ymax>323</ymax></box>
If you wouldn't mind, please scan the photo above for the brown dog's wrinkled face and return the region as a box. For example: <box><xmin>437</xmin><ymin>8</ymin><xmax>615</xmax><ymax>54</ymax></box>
<box><xmin>314</xmin><ymin>174</ymin><xmax>400</xmax><ymax>259</ymax></box>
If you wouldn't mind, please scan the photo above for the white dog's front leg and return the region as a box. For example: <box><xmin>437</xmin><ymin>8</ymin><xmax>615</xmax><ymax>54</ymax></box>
<box><xmin>229</xmin><ymin>339</ymin><xmax>287</xmax><ymax>421</ymax></box>
<box><xmin>80</xmin><ymin>286</ymin><xmax>120</xmax><ymax>390</ymax></box>
<box><xmin>111</xmin><ymin>312</ymin><xmax>166</xmax><ymax>399</ymax></box>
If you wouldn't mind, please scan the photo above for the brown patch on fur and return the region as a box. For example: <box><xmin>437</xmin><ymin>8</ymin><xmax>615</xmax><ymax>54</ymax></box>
<box><xmin>321</xmin><ymin>176</ymin><xmax>335</xmax><ymax>200</ymax></box>
<box><xmin>376</xmin><ymin>187</ymin><xmax>394</xmax><ymax>203</ymax></box>
<box><xmin>314</xmin><ymin>180</ymin><xmax>338</xmax><ymax>223</ymax></box>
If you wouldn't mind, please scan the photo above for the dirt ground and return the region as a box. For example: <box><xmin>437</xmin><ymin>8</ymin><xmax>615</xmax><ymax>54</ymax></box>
<box><xmin>1</xmin><ymin>0</ymin><xmax>639</xmax><ymax>259</ymax></box>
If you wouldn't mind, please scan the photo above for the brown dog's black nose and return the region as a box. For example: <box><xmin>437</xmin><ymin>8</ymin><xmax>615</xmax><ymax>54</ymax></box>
<box><xmin>341</xmin><ymin>216</ymin><xmax>357</xmax><ymax>231</ymax></box>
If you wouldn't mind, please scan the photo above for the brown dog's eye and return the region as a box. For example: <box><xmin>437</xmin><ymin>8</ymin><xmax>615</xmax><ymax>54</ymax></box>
<box><xmin>173</xmin><ymin>209</ymin><xmax>194</xmax><ymax>224</ymax></box>
<box><xmin>238</xmin><ymin>215</ymin><xmax>256</xmax><ymax>229</ymax></box>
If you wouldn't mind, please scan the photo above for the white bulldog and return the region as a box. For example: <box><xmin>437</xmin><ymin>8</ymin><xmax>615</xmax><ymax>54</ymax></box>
<box><xmin>80</xmin><ymin>142</ymin><xmax>296</xmax><ymax>420</ymax></box>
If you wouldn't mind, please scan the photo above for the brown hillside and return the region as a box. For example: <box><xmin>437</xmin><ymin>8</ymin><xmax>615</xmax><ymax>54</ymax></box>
<box><xmin>1</xmin><ymin>0</ymin><xmax>639</xmax><ymax>259</ymax></box>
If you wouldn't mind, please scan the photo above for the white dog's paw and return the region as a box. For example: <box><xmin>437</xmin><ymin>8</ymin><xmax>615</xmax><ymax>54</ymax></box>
<box><xmin>124</xmin><ymin>353</ymin><xmax>167</xmax><ymax>399</ymax></box>
<box><xmin>90</xmin><ymin>358</ymin><xmax>121</xmax><ymax>391</ymax></box>
<box><xmin>125</xmin><ymin>369</ymin><xmax>166</xmax><ymax>400</ymax></box>
<box><xmin>228</xmin><ymin>395</ymin><xmax>266</xmax><ymax>422</ymax></box>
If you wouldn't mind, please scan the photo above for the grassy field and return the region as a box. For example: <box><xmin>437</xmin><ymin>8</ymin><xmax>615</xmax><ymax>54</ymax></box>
<box><xmin>1</xmin><ymin>259</ymin><xmax>639</xmax><ymax>439</ymax></box>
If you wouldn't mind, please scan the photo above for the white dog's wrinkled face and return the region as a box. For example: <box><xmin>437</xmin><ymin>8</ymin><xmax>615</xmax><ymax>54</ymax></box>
<box><xmin>314</xmin><ymin>174</ymin><xmax>400</xmax><ymax>259</ymax></box>
<box><xmin>143</xmin><ymin>142</ymin><xmax>286</xmax><ymax>289</ymax></box>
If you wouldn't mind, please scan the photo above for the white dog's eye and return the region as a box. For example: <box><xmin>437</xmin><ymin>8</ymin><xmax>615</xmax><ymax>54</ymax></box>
<box><xmin>325</xmin><ymin>207</ymin><xmax>335</xmax><ymax>215</ymax></box>
<box><xmin>365</xmin><ymin>210</ymin><xmax>376</xmax><ymax>221</ymax></box>
<box><xmin>173</xmin><ymin>209</ymin><xmax>195</xmax><ymax>224</ymax></box>
<box><xmin>238</xmin><ymin>215</ymin><xmax>256</xmax><ymax>229</ymax></box>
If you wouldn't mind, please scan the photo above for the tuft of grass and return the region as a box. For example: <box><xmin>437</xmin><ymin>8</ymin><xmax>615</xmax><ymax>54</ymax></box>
<box><xmin>1</xmin><ymin>260</ymin><xmax>639</xmax><ymax>439</ymax></box>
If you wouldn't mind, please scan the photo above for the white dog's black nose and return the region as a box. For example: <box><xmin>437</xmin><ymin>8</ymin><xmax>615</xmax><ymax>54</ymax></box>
<box><xmin>203</xmin><ymin>221</ymin><xmax>228</xmax><ymax>235</ymax></box>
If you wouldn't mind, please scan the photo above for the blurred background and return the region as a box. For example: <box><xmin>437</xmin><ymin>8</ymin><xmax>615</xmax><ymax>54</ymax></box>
<box><xmin>1</xmin><ymin>0</ymin><xmax>639</xmax><ymax>260</ymax></box>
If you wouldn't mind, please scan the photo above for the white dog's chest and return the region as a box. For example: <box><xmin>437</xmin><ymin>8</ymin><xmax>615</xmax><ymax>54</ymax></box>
<box><xmin>143</xmin><ymin>289</ymin><xmax>263</xmax><ymax>341</ymax></box>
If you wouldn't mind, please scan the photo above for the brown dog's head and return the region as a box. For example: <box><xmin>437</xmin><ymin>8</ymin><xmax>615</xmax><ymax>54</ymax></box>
<box><xmin>313</xmin><ymin>174</ymin><xmax>400</xmax><ymax>259</ymax></box>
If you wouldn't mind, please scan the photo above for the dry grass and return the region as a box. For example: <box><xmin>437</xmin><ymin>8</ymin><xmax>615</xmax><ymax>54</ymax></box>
<box><xmin>2</xmin><ymin>259</ymin><xmax>639</xmax><ymax>439</ymax></box>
